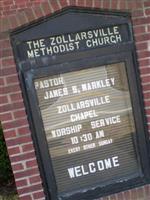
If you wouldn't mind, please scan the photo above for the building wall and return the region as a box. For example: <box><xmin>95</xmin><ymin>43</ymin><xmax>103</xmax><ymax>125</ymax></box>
<box><xmin>0</xmin><ymin>0</ymin><xmax>150</xmax><ymax>199</ymax></box>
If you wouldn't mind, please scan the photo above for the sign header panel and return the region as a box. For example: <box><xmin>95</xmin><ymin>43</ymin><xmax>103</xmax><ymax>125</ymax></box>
<box><xmin>23</xmin><ymin>24</ymin><xmax>129</xmax><ymax>59</ymax></box>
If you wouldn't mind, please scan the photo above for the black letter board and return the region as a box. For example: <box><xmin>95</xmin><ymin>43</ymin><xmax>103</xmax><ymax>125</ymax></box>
<box><xmin>11</xmin><ymin>7</ymin><xmax>150</xmax><ymax>200</ymax></box>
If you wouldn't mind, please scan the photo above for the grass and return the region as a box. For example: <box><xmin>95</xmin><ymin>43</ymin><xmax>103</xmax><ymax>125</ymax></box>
<box><xmin>0</xmin><ymin>187</ymin><xmax>18</xmax><ymax>200</ymax></box>
<box><xmin>0</xmin><ymin>195</ymin><xmax>18</xmax><ymax>200</ymax></box>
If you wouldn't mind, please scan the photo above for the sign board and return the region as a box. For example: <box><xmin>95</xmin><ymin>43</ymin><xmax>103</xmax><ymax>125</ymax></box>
<box><xmin>11</xmin><ymin>7</ymin><xmax>150</xmax><ymax>200</ymax></box>
<box><xmin>34</xmin><ymin>62</ymin><xmax>140</xmax><ymax>194</ymax></box>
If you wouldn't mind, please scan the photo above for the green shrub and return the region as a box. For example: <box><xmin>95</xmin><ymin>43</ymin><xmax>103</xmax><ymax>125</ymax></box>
<box><xmin>0</xmin><ymin>124</ymin><xmax>14</xmax><ymax>185</ymax></box>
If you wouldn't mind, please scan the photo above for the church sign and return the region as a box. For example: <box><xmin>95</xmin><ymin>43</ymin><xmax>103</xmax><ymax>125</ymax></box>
<box><xmin>11</xmin><ymin>8</ymin><xmax>150</xmax><ymax>200</ymax></box>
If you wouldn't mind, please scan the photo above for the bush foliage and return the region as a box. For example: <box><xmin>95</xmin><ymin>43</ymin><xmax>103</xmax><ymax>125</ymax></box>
<box><xmin>0</xmin><ymin>125</ymin><xmax>14</xmax><ymax>185</ymax></box>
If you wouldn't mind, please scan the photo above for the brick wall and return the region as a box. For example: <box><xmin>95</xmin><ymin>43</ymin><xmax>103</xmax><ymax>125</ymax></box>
<box><xmin>1</xmin><ymin>0</ymin><xmax>150</xmax><ymax>199</ymax></box>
